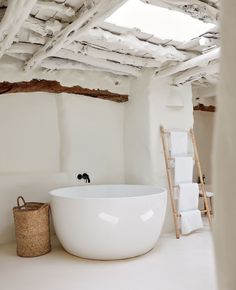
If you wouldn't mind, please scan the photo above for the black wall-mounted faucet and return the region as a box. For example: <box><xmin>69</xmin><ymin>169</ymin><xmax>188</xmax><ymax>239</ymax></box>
<box><xmin>77</xmin><ymin>173</ymin><xmax>91</xmax><ymax>183</ymax></box>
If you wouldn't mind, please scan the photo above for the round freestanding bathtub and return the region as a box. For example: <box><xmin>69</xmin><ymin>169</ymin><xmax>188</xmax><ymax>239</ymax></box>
<box><xmin>49</xmin><ymin>185</ymin><xmax>167</xmax><ymax>260</ymax></box>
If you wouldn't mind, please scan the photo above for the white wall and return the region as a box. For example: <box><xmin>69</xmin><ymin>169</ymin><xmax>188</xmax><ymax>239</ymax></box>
<box><xmin>213</xmin><ymin>1</ymin><xmax>236</xmax><ymax>289</ymax></box>
<box><xmin>59</xmin><ymin>93</ymin><xmax>125</xmax><ymax>184</ymax></box>
<box><xmin>193</xmin><ymin>111</ymin><xmax>215</xmax><ymax>185</ymax></box>
<box><xmin>0</xmin><ymin>62</ymin><xmax>195</xmax><ymax>243</ymax></box>
<box><xmin>0</xmin><ymin>93</ymin><xmax>60</xmax><ymax>173</ymax></box>
<box><xmin>124</xmin><ymin>70</ymin><xmax>153</xmax><ymax>184</ymax></box>
<box><xmin>125</xmin><ymin>70</ymin><xmax>193</xmax><ymax>232</ymax></box>
<box><xmin>0</xmin><ymin>65</ymin><xmax>128</xmax><ymax>244</ymax></box>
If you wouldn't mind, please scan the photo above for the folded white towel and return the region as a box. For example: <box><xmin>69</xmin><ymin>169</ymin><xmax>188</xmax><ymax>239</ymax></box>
<box><xmin>170</xmin><ymin>131</ymin><xmax>188</xmax><ymax>156</ymax></box>
<box><xmin>180</xmin><ymin>210</ymin><xmax>203</xmax><ymax>235</ymax></box>
<box><xmin>206</xmin><ymin>191</ymin><xmax>214</xmax><ymax>198</ymax></box>
<box><xmin>174</xmin><ymin>156</ymin><xmax>194</xmax><ymax>184</ymax></box>
<box><xmin>178</xmin><ymin>183</ymin><xmax>199</xmax><ymax>211</ymax></box>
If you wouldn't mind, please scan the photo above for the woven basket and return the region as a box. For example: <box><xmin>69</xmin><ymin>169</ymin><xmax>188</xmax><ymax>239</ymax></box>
<box><xmin>13</xmin><ymin>196</ymin><xmax>51</xmax><ymax>257</ymax></box>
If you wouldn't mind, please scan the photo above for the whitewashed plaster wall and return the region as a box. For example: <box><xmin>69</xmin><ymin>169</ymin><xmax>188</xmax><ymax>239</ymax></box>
<box><xmin>0</xmin><ymin>63</ymin><xmax>128</xmax><ymax>244</ymax></box>
<box><xmin>192</xmin><ymin>85</ymin><xmax>216</xmax><ymax>106</ymax></box>
<box><xmin>125</xmin><ymin>70</ymin><xmax>193</xmax><ymax>232</ymax></box>
<box><xmin>59</xmin><ymin>93</ymin><xmax>125</xmax><ymax>184</ymax></box>
<box><xmin>0</xmin><ymin>61</ymin><xmax>194</xmax><ymax>243</ymax></box>
<box><xmin>213</xmin><ymin>1</ymin><xmax>236</xmax><ymax>289</ymax></box>
<box><xmin>193</xmin><ymin>111</ymin><xmax>215</xmax><ymax>185</ymax></box>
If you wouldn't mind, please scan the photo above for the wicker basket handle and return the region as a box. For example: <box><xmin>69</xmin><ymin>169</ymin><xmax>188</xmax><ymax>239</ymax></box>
<box><xmin>17</xmin><ymin>196</ymin><xmax>26</xmax><ymax>207</ymax></box>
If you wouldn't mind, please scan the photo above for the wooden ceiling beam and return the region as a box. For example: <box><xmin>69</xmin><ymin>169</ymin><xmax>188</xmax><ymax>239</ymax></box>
<box><xmin>194</xmin><ymin>103</ymin><xmax>216</xmax><ymax>112</ymax></box>
<box><xmin>0</xmin><ymin>0</ymin><xmax>37</xmax><ymax>58</ymax></box>
<box><xmin>173</xmin><ymin>61</ymin><xmax>219</xmax><ymax>85</ymax></box>
<box><xmin>25</xmin><ymin>0</ymin><xmax>128</xmax><ymax>71</ymax></box>
<box><xmin>56</xmin><ymin>49</ymin><xmax>141</xmax><ymax>77</ymax></box>
<box><xmin>81</xmin><ymin>28</ymin><xmax>190</xmax><ymax>63</ymax></box>
<box><xmin>0</xmin><ymin>79</ymin><xmax>128</xmax><ymax>103</ymax></box>
<box><xmin>156</xmin><ymin>47</ymin><xmax>220</xmax><ymax>79</ymax></box>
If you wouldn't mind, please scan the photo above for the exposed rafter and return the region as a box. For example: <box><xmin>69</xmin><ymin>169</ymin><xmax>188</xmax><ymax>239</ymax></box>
<box><xmin>177</xmin><ymin>26</ymin><xmax>219</xmax><ymax>52</ymax></box>
<box><xmin>25</xmin><ymin>0</ymin><xmax>128</xmax><ymax>71</ymax></box>
<box><xmin>33</xmin><ymin>1</ymin><xmax>76</xmax><ymax>17</ymax></box>
<box><xmin>22</xmin><ymin>16</ymin><xmax>63</xmax><ymax>37</ymax></box>
<box><xmin>0</xmin><ymin>0</ymin><xmax>220</xmax><ymax>88</ymax></box>
<box><xmin>100</xmin><ymin>22</ymin><xmax>181</xmax><ymax>47</ymax></box>
<box><xmin>56</xmin><ymin>49</ymin><xmax>141</xmax><ymax>77</ymax></box>
<box><xmin>40</xmin><ymin>57</ymin><xmax>134</xmax><ymax>76</ymax></box>
<box><xmin>80</xmin><ymin>28</ymin><xmax>190</xmax><ymax>62</ymax></box>
<box><xmin>0</xmin><ymin>0</ymin><xmax>37</xmax><ymax>58</ymax></box>
<box><xmin>68</xmin><ymin>42</ymin><xmax>162</xmax><ymax>68</ymax></box>
<box><xmin>173</xmin><ymin>61</ymin><xmax>219</xmax><ymax>85</ymax></box>
<box><xmin>8</xmin><ymin>42</ymin><xmax>162</xmax><ymax>68</ymax></box>
<box><xmin>156</xmin><ymin>47</ymin><xmax>220</xmax><ymax>79</ymax></box>
<box><xmin>7</xmin><ymin>43</ymin><xmax>40</xmax><ymax>54</ymax></box>
<box><xmin>6</xmin><ymin>51</ymin><xmax>135</xmax><ymax>76</ymax></box>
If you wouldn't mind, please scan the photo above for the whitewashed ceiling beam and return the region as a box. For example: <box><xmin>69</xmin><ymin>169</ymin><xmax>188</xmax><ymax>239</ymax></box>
<box><xmin>82</xmin><ymin>0</ymin><xmax>96</xmax><ymax>9</ymax></box>
<box><xmin>0</xmin><ymin>0</ymin><xmax>37</xmax><ymax>58</ymax></box>
<box><xmin>80</xmin><ymin>28</ymin><xmax>190</xmax><ymax>63</ymax></box>
<box><xmin>156</xmin><ymin>47</ymin><xmax>220</xmax><ymax>78</ymax></box>
<box><xmin>25</xmin><ymin>0</ymin><xmax>128</xmax><ymax>71</ymax></box>
<box><xmin>6</xmin><ymin>52</ymin><xmax>29</xmax><ymax>61</ymax></box>
<box><xmin>7</xmin><ymin>43</ymin><xmax>41</xmax><ymax>54</ymax></box>
<box><xmin>99</xmin><ymin>22</ymin><xmax>181</xmax><ymax>47</ymax></box>
<box><xmin>177</xmin><ymin>28</ymin><xmax>219</xmax><ymax>51</ymax></box>
<box><xmin>8</xmin><ymin>42</ymin><xmax>161</xmax><ymax>68</ymax></box>
<box><xmin>56</xmin><ymin>49</ymin><xmax>141</xmax><ymax>77</ymax></box>
<box><xmin>22</xmin><ymin>16</ymin><xmax>63</xmax><ymax>37</ymax></box>
<box><xmin>6</xmin><ymin>49</ymin><xmax>134</xmax><ymax>76</ymax></box>
<box><xmin>173</xmin><ymin>61</ymin><xmax>219</xmax><ymax>85</ymax></box>
<box><xmin>41</xmin><ymin>57</ymin><xmax>110</xmax><ymax>72</ymax></box>
<box><xmin>40</xmin><ymin>57</ymin><xmax>132</xmax><ymax>76</ymax></box>
<box><xmin>33</xmin><ymin>1</ymin><xmax>76</xmax><ymax>17</ymax></box>
<box><xmin>67</xmin><ymin>42</ymin><xmax>162</xmax><ymax>68</ymax></box>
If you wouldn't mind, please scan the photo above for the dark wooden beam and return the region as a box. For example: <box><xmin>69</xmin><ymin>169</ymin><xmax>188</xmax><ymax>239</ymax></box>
<box><xmin>194</xmin><ymin>103</ymin><xmax>216</xmax><ymax>112</ymax></box>
<box><xmin>0</xmin><ymin>79</ymin><xmax>128</xmax><ymax>103</ymax></box>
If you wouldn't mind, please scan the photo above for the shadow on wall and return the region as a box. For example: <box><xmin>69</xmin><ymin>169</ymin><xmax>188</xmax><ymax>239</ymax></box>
<box><xmin>193</xmin><ymin>111</ymin><xmax>215</xmax><ymax>185</ymax></box>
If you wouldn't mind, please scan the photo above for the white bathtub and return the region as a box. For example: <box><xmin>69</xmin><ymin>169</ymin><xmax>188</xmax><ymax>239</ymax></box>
<box><xmin>49</xmin><ymin>185</ymin><xmax>167</xmax><ymax>260</ymax></box>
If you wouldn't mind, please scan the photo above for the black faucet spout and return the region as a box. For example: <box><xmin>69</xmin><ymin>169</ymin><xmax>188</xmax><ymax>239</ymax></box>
<box><xmin>77</xmin><ymin>173</ymin><xmax>90</xmax><ymax>183</ymax></box>
<box><xmin>83</xmin><ymin>173</ymin><xmax>90</xmax><ymax>183</ymax></box>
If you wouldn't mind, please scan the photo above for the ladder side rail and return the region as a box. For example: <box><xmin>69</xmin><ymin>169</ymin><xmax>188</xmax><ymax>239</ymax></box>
<box><xmin>160</xmin><ymin>126</ymin><xmax>180</xmax><ymax>238</ymax></box>
<box><xmin>189</xmin><ymin>128</ymin><xmax>212</xmax><ymax>225</ymax></box>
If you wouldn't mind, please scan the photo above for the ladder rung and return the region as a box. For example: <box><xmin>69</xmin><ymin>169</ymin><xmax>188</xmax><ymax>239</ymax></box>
<box><xmin>162</xmin><ymin>130</ymin><xmax>190</xmax><ymax>135</ymax></box>
<box><xmin>178</xmin><ymin>210</ymin><xmax>208</xmax><ymax>216</ymax></box>
<box><xmin>173</xmin><ymin>185</ymin><xmax>204</xmax><ymax>189</ymax></box>
<box><xmin>168</xmin><ymin>157</ymin><xmax>196</xmax><ymax>161</ymax></box>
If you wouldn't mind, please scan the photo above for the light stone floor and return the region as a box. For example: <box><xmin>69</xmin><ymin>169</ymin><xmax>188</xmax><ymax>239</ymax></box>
<box><xmin>0</xmin><ymin>228</ymin><xmax>217</xmax><ymax>290</ymax></box>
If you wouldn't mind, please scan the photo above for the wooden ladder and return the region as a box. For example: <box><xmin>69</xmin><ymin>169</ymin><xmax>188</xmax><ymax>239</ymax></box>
<box><xmin>160</xmin><ymin>126</ymin><xmax>212</xmax><ymax>239</ymax></box>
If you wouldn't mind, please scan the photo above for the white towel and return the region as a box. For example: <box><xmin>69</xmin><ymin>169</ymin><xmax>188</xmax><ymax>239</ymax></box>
<box><xmin>178</xmin><ymin>183</ymin><xmax>199</xmax><ymax>211</ymax></box>
<box><xmin>180</xmin><ymin>210</ymin><xmax>203</xmax><ymax>235</ymax></box>
<box><xmin>206</xmin><ymin>191</ymin><xmax>214</xmax><ymax>198</ymax></box>
<box><xmin>174</xmin><ymin>156</ymin><xmax>194</xmax><ymax>184</ymax></box>
<box><xmin>170</xmin><ymin>131</ymin><xmax>188</xmax><ymax>156</ymax></box>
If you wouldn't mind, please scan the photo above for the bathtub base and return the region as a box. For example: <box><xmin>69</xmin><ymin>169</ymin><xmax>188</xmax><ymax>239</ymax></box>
<box><xmin>62</xmin><ymin>242</ymin><xmax>157</xmax><ymax>260</ymax></box>
<box><xmin>49</xmin><ymin>185</ymin><xmax>167</xmax><ymax>260</ymax></box>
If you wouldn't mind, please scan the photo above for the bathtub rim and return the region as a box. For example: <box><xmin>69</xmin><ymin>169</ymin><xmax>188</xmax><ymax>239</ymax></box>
<box><xmin>49</xmin><ymin>184</ymin><xmax>167</xmax><ymax>200</ymax></box>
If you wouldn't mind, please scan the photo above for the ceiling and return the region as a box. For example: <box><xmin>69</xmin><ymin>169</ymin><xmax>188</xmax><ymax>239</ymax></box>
<box><xmin>0</xmin><ymin>0</ymin><xmax>220</xmax><ymax>87</ymax></box>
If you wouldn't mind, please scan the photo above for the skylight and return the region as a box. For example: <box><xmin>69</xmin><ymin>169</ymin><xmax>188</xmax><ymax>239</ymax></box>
<box><xmin>106</xmin><ymin>0</ymin><xmax>215</xmax><ymax>42</ymax></box>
